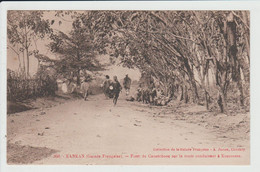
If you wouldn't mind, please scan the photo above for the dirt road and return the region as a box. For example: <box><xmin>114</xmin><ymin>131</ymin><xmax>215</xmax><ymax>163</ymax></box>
<box><xmin>7</xmin><ymin>94</ymin><xmax>250</xmax><ymax>165</ymax></box>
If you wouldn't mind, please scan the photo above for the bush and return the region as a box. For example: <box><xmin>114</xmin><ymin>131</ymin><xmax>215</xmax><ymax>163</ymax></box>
<box><xmin>7</xmin><ymin>69</ymin><xmax>58</xmax><ymax>102</ymax></box>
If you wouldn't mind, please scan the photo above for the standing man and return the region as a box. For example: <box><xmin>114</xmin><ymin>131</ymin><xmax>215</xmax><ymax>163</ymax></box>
<box><xmin>112</xmin><ymin>76</ymin><xmax>122</xmax><ymax>106</ymax></box>
<box><xmin>123</xmin><ymin>74</ymin><xmax>132</xmax><ymax>96</ymax></box>
<box><xmin>103</xmin><ymin>75</ymin><xmax>112</xmax><ymax>99</ymax></box>
<box><xmin>149</xmin><ymin>80</ymin><xmax>156</xmax><ymax>104</ymax></box>
<box><xmin>81</xmin><ymin>78</ymin><xmax>90</xmax><ymax>101</ymax></box>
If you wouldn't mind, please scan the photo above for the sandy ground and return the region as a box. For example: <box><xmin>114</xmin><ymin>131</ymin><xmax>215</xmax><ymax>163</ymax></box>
<box><xmin>7</xmin><ymin>91</ymin><xmax>250</xmax><ymax>165</ymax></box>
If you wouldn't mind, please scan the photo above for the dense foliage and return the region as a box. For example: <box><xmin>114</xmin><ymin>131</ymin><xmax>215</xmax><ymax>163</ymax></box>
<box><xmin>7</xmin><ymin>10</ymin><xmax>250</xmax><ymax>114</ymax></box>
<box><xmin>80</xmin><ymin>11</ymin><xmax>250</xmax><ymax>114</ymax></box>
<box><xmin>7</xmin><ymin>69</ymin><xmax>57</xmax><ymax>101</ymax></box>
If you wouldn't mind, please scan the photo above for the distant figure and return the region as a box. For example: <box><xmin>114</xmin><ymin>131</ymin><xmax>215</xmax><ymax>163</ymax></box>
<box><xmin>81</xmin><ymin>78</ymin><xmax>90</xmax><ymax>101</ymax></box>
<box><xmin>136</xmin><ymin>84</ymin><xmax>143</xmax><ymax>102</ymax></box>
<box><xmin>142</xmin><ymin>87</ymin><xmax>150</xmax><ymax>104</ymax></box>
<box><xmin>149</xmin><ymin>80</ymin><xmax>157</xmax><ymax>104</ymax></box>
<box><xmin>112</xmin><ymin>76</ymin><xmax>122</xmax><ymax>105</ymax></box>
<box><xmin>61</xmin><ymin>81</ymin><xmax>68</xmax><ymax>93</ymax></box>
<box><xmin>149</xmin><ymin>80</ymin><xmax>155</xmax><ymax>90</ymax></box>
<box><xmin>103</xmin><ymin>75</ymin><xmax>112</xmax><ymax>98</ymax></box>
<box><xmin>123</xmin><ymin>74</ymin><xmax>132</xmax><ymax>96</ymax></box>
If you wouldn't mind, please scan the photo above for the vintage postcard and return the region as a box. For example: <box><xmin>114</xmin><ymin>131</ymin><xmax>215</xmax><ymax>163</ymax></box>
<box><xmin>1</xmin><ymin>1</ymin><xmax>260</xmax><ymax>172</ymax></box>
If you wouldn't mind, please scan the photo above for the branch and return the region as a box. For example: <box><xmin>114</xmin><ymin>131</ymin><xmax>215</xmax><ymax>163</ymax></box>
<box><xmin>58</xmin><ymin>16</ymin><xmax>73</xmax><ymax>22</ymax></box>
<box><xmin>192</xmin><ymin>11</ymin><xmax>203</xmax><ymax>25</ymax></box>
<box><xmin>232</xmin><ymin>11</ymin><xmax>250</xmax><ymax>31</ymax></box>
<box><xmin>137</xmin><ymin>27</ymin><xmax>199</xmax><ymax>44</ymax></box>
<box><xmin>151</xmin><ymin>33</ymin><xmax>180</xmax><ymax>57</ymax></box>
<box><xmin>167</xmin><ymin>31</ymin><xmax>200</xmax><ymax>44</ymax></box>
<box><xmin>7</xmin><ymin>45</ymin><xmax>20</xmax><ymax>55</ymax></box>
<box><xmin>149</xmin><ymin>11</ymin><xmax>167</xmax><ymax>26</ymax></box>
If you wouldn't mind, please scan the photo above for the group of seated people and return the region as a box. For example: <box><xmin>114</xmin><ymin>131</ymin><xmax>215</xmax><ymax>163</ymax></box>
<box><xmin>136</xmin><ymin>81</ymin><xmax>171</xmax><ymax>106</ymax></box>
<box><xmin>136</xmin><ymin>81</ymin><xmax>158</xmax><ymax>104</ymax></box>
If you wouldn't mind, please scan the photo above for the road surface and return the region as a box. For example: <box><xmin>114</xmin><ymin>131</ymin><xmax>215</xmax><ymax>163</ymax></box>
<box><xmin>7</xmin><ymin>93</ymin><xmax>250</xmax><ymax>165</ymax></box>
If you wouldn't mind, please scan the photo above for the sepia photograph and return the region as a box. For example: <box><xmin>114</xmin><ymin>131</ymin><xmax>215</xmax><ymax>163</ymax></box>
<box><xmin>5</xmin><ymin>9</ymin><xmax>250</xmax><ymax>165</ymax></box>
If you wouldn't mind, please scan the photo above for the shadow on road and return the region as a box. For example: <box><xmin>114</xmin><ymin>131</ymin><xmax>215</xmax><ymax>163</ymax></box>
<box><xmin>7</xmin><ymin>142</ymin><xmax>58</xmax><ymax>164</ymax></box>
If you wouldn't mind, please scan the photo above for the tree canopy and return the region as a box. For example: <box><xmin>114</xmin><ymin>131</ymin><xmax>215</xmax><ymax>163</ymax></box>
<box><xmin>7</xmin><ymin>11</ymin><xmax>53</xmax><ymax>77</ymax></box>
<box><xmin>7</xmin><ymin>10</ymin><xmax>250</xmax><ymax>114</ymax></box>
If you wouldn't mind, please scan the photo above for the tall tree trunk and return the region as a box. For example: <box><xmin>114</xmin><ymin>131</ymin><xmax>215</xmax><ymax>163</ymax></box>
<box><xmin>22</xmin><ymin>50</ymin><xmax>26</xmax><ymax>77</ymax></box>
<box><xmin>214</xmin><ymin>60</ymin><xmax>228</xmax><ymax>114</ymax></box>
<box><xmin>227</xmin><ymin>12</ymin><xmax>244</xmax><ymax>106</ymax></box>
<box><xmin>180</xmin><ymin>85</ymin><xmax>184</xmax><ymax>101</ymax></box>
<box><xmin>17</xmin><ymin>54</ymin><xmax>22</xmax><ymax>73</ymax></box>
<box><xmin>183</xmin><ymin>57</ymin><xmax>199</xmax><ymax>102</ymax></box>
<box><xmin>184</xmin><ymin>85</ymin><xmax>188</xmax><ymax>103</ymax></box>
<box><xmin>76</xmin><ymin>51</ymin><xmax>81</xmax><ymax>86</ymax></box>
<box><xmin>198</xmin><ymin>68</ymin><xmax>210</xmax><ymax>110</ymax></box>
<box><xmin>26</xmin><ymin>47</ymin><xmax>30</xmax><ymax>77</ymax></box>
<box><xmin>237</xmin><ymin>66</ymin><xmax>244</xmax><ymax>106</ymax></box>
<box><xmin>24</xmin><ymin>25</ymin><xmax>30</xmax><ymax>78</ymax></box>
<box><xmin>242</xmin><ymin>11</ymin><xmax>250</xmax><ymax>64</ymax></box>
<box><xmin>202</xmin><ymin>80</ymin><xmax>209</xmax><ymax>110</ymax></box>
<box><xmin>76</xmin><ymin>69</ymin><xmax>81</xmax><ymax>86</ymax></box>
<box><xmin>217</xmin><ymin>86</ymin><xmax>229</xmax><ymax>114</ymax></box>
<box><xmin>206</xmin><ymin>70</ymin><xmax>210</xmax><ymax>92</ymax></box>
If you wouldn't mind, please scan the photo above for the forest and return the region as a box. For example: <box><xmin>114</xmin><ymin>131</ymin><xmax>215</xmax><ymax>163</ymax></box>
<box><xmin>7</xmin><ymin>10</ymin><xmax>250</xmax><ymax>115</ymax></box>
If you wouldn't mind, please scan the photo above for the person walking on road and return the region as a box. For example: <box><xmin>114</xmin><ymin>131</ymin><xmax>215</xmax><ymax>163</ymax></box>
<box><xmin>81</xmin><ymin>78</ymin><xmax>90</xmax><ymax>101</ymax></box>
<box><xmin>112</xmin><ymin>76</ymin><xmax>122</xmax><ymax>106</ymax></box>
<box><xmin>103</xmin><ymin>75</ymin><xmax>112</xmax><ymax>99</ymax></box>
<box><xmin>123</xmin><ymin>74</ymin><xmax>132</xmax><ymax>96</ymax></box>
